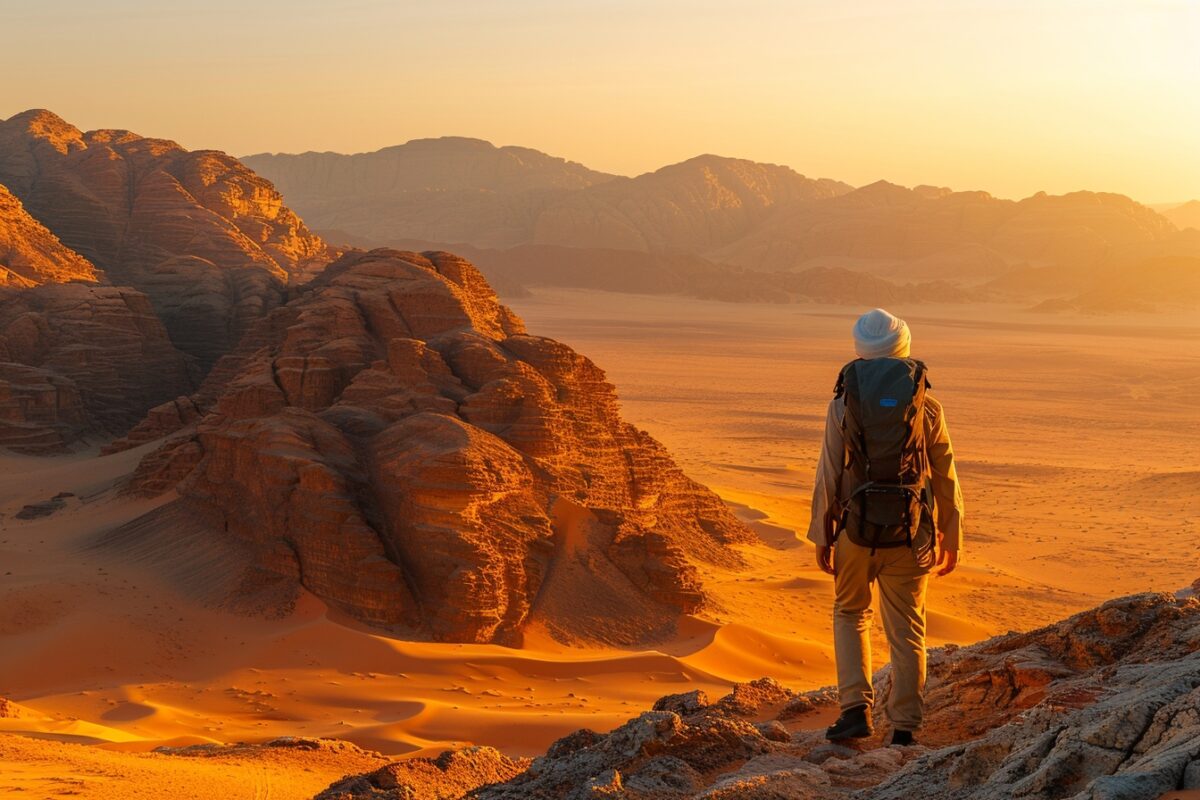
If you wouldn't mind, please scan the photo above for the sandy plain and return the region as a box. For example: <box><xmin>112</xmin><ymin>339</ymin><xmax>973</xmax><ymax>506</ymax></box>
<box><xmin>1</xmin><ymin>291</ymin><xmax>1196</xmax><ymax>798</ymax></box>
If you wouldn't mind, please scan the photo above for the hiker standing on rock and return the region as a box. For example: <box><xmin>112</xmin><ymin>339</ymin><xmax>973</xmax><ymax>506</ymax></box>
<box><xmin>808</xmin><ymin>308</ymin><xmax>965</xmax><ymax>747</ymax></box>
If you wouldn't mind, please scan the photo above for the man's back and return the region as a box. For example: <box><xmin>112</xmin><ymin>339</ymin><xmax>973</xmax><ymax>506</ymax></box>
<box><xmin>810</xmin><ymin>308</ymin><xmax>965</xmax><ymax>746</ymax></box>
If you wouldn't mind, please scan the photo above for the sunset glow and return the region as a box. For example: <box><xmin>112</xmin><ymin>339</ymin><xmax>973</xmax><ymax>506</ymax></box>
<box><xmin>3</xmin><ymin>1</ymin><xmax>1197</xmax><ymax>200</ymax></box>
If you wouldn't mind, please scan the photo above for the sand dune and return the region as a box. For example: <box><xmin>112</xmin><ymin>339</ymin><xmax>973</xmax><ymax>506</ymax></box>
<box><xmin>0</xmin><ymin>444</ymin><xmax>821</xmax><ymax>772</ymax></box>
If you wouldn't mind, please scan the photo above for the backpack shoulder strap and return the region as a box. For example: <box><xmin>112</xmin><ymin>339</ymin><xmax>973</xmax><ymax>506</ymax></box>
<box><xmin>833</xmin><ymin>360</ymin><xmax>855</xmax><ymax>399</ymax></box>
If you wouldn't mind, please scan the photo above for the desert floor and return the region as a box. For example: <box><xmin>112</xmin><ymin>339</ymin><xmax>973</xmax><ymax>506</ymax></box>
<box><xmin>1</xmin><ymin>293</ymin><xmax>1197</xmax><ymax>798</ymax></box>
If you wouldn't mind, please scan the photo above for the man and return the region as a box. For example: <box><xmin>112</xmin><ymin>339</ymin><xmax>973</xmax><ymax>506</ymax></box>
<box><xmin>808</xmin><ymin>308</ymin><xmax>964</xmax><ymax>747</ymax></box>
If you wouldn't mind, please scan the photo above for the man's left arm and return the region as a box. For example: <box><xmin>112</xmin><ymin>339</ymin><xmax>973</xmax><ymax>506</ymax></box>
<box><xmin>925</xmin><ymin>395</ymin><xmax>965</xmax><ymax>574</ymax></box>
<box><xmin>808</xmin><ymin>398</ymin><xmax>845</xmax><ymax>574</ymax></box>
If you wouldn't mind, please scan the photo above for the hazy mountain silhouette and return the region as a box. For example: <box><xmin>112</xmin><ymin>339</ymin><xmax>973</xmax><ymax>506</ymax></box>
<box><xmin>244</xmin><ymin>140</ymin><xmax>1198</xmax><ymax>310</ymax></box>
<box><xmin>242</xmin><ymin>138</ymin><xmax>616</xmax><ymax>249</ymax></box>
<box><xmin>1155</xmin><ymin>199</ymin><xmax>1200</xmax><ymax>231</ymax></box>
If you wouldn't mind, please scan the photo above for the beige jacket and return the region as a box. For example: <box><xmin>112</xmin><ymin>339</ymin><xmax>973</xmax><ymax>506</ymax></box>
<box><xmin>806</xmin><ymin>392</ymin><xmax>965</xmax><ymax>551</ymax></box>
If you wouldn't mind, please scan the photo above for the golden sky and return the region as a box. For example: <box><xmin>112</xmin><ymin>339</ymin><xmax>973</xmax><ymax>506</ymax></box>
<box><xmin>2</xmin><ymin>0</ymin><xmax>1197</xmax><ymax>202</ymax></box>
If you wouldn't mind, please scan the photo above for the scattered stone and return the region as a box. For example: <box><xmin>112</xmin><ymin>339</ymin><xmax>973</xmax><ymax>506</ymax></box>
<box><xmin>15</xmin><ymin>492</ymin><xmax>74</xmax><ymax>519</ymax></box>
<box><xmin>652</xmin><ymin>690</ymin><xmax>710</xmax><ymax>716</ymax></box>
<box><xmin>314</xmin><ymin>745</ymin><xmax>527</xmax><ymax>800</ymax></box>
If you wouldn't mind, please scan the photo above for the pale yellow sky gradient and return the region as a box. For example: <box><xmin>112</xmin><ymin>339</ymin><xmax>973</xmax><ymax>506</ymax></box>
<box><xmin>1</xmin><ymin>0</ymin><xmax>1197</xmax><ymax>202</ymax></box>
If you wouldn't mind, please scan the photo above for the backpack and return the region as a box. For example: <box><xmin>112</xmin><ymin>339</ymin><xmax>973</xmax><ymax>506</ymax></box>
<box><xmin>828</xmin><ymin>357</ymin><xmax>935</xmax><ymax>555</ymax></box>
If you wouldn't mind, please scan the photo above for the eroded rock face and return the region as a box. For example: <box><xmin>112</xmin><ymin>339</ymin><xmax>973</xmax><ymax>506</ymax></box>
<box><xmin>319</xmin><ymin>591</ymin><xmax>1200</xmax><ymax>799</ymax></box>
<box><xmin>0</xmin><ymin>109</ymin><xmax>329</xmax><ymax>371</ymax></box>
<box><xmin>0</xmin><ymin>182</ymin><xmax>102</xmax><ymax>287</ymax></box>
<box><xmin>315</xmin><ymin>746</ymin><xmax>529</xmax><ymax>800</ymax></box>
<box><xmin>119</xmin><ymin>249</ymin><xmax>752</xmax><ymax>643</ymax></box>
<box><xmin>0</xmin><ymin>282</ymin><xmax>197</xmax><ymax>452</ymax></box>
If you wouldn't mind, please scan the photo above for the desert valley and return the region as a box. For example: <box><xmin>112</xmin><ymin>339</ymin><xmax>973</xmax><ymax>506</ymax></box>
<box><xmin>0</xmin><ymin>104</ymin><xmax>1197</xmax><ymax>800</ymax></box>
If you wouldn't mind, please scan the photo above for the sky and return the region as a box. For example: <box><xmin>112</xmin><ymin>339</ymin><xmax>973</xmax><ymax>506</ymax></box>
<box><xmin>1</xmin><ymin>0</ymin><xmax>1197</xmax><ymax>203</ymax></box>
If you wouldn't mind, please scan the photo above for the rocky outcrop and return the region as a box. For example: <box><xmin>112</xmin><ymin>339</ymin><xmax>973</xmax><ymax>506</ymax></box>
<box><xmin>0</xmin><ymin>282</ymin><xmax>197</xmax><ymax>452</ymax></box>
<box><xmin>316</xmin><ymin>747</ymin><xmax>529</xmax><ymax>800</ymax></box>
<box><xmin>320</xmin><ymin>590</ymin><xmax>1200</xmax><ymax>799</ymax></box>
<box><xmin>109</xmin><ymin>249</ymin><xmax>752</xmax><ymax>643</ymax></box>
<box><xmin>0</xmin><ymin>182</ymin><xmax>102</xmax><ymax>287</ymax></box>
<box><xmin>0</xmin><ymin>109</ymin><xmax>329</xmax><ymax>371</ymax></box>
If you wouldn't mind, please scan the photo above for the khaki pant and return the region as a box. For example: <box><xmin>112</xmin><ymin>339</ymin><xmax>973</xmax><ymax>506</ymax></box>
<box><xmin>833</xmin><ymin>536</ymin><xmax>931</xmax><ymax>731</ymax></box>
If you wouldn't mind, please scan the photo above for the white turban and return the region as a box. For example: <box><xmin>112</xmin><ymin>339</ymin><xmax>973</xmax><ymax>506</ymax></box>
<box><xmin>853</xmin><ymin>308</ymin><xmax>911</xmax><ymax>359</ymax></box>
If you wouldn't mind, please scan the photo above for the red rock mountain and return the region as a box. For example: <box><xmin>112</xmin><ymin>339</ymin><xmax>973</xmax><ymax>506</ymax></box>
<box><xmin>107</xmin><ymin>249</ymin><xmax>752</xmax><ymax>644</ymax></box>
<box><xmin>0</xmin><ymin>282</ymin><xmax>196</xmax><ymax>452</ymax></box>
<box><xmin>0</xmin><ymin>182</ymin><xmax>101</xmax><ymax>287</ymax></box>
<box><xmin>0</xmin><ymin>172</ymin><xmax>196</xmax><ymax>452</ymax></box>
<box><xmin>0</xmin><ymin>109</ymin><xmax>330</xmax><ymax>370</ymax></box>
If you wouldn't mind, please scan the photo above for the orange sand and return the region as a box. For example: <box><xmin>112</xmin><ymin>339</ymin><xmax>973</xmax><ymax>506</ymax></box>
<box><xmin>2</xmin><ymin>293</ymin><xmax>1197</xmax><ymax>797</ymax></box>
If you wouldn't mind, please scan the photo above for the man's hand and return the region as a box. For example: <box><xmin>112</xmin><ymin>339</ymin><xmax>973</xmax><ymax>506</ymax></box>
<box><xmin>936</xmin><ymin>548</ymin><xmax>958</xmax><ymax>577</ymax></box>
<box><xmin>816</xmin><ymin>545</ymin><xmax>835</xmax><ymax>576</ymax></box>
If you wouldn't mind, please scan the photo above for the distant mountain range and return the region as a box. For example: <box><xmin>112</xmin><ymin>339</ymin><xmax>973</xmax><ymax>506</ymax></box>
<box><xmin>1154</xmin><ymin>200</ymin><xmax>1200</xmax><ymax>232</ymax></box>
<box><xmin>244</xmin><ymin>139</ymin><xmax>1200</xmax><ymax>312</ymax></box>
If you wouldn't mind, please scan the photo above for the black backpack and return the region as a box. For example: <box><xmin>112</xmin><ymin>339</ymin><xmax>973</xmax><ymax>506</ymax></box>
<box><xmin>828</xmin><ymin>357</ymin><xmax>935</xmax><ymax>555</ymax></box>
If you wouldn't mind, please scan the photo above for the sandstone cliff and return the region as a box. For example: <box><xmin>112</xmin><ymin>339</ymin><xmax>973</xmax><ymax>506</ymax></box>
<box><xmin>0</xmin><ymin>182</ymin><xmax>101</xmax><ymax>287</ymax></box>
<box><xmin>105</xmin><ymin>249</ymin><xmax>753</xmax><ymax>644</ymax></box>
<box><xmin>318</xmin><ymin>587</ymin><xmax>1200</xmax><ymax>799</ymax></box>
<box><xmin>0</xmin><ymin>109</ymin><xmax>330</xmax><ymax>370</ymax></box>
<box><xmin>0</xmin><ymin>282</ymin><xmax>197</xmax><ymax>452</ymax></box>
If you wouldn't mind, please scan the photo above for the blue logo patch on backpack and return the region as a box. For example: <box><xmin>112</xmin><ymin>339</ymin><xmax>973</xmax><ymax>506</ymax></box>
<box><xmin>879</xmin><ymin>397</ymin><xmax>898</xmax><ymax>408</ymax></box>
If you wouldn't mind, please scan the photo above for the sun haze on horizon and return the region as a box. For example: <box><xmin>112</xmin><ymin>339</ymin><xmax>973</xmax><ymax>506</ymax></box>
<box><xmin>1</xmin><ymin>0</ymin><xmax>1197</xmax><ymax>204</ymax></box>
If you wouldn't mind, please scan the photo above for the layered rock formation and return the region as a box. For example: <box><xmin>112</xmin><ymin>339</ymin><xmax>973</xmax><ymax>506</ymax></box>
<box><xmin>320</xmin><ymin>588</ymin><xmax>1200</xmax><ymax>799</ymax></box>
<box><xmin>0</xmin><ymin>182</ymin><xmax>102</xmax><ymax>287</ymax></box>
<box><xmin>109</xmin><ymin>249</ymin><xmax>752</xmax><ymax>643</ymax></box>
<box><xmin>0</xmin><ymin>109</ymin><xmax>329</xmax><ymax>370</ymax></box>
<box><xmin>0</xmin><ymin>282</ymin><xmax>197</xmax><ymax>452</ymax></box>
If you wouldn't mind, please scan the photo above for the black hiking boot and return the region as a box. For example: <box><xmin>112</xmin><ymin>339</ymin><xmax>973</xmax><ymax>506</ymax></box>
<box><xmin>889</xmin><ymin>729</ymin><xmax>916</xmax><ymax>746</ymax></box>
<box><xmin>825</xmin><ymin>704</ymin><xmax>873</xmax><ymax>740</ymax></box>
